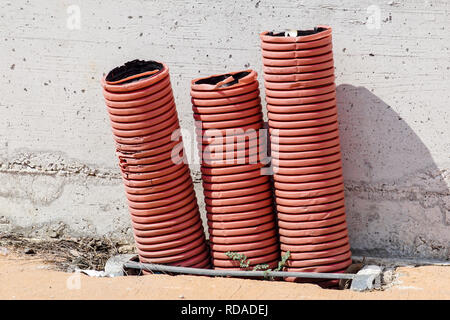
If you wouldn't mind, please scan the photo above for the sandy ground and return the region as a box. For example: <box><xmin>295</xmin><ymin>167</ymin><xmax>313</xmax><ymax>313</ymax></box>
<box><xmin>0</xmin><ymin>253</ymin><xmax>449</xmax><ymax>300</ymax></box>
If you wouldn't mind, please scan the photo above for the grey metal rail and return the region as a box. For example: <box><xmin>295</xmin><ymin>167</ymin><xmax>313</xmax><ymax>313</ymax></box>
<box><xmin>124</xmin><ymin>261</ymin><xmax>355</xmax><ymax>280</ymax></box>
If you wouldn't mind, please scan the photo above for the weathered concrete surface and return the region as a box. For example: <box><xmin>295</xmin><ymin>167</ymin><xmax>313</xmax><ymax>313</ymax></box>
<box><xmin>0</xmin><ymin>0</ymin><xmax>449</xmax><ymax>259</ymax></box>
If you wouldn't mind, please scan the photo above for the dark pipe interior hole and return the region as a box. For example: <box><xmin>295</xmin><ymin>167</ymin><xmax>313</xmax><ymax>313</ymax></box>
<box><xmin>194</xmin><ymin>71</ymin><xmax>250</xmax><ymax>88</ymax></box>
<box><xmin>106</xmin><ymin>59</ymin><xmax>163</xmax><ymax>84</ymax></box>
<box><xmin>267</xmin><ymin>27</ymin><xmax>327</xmax><ymax>37</ymax></box>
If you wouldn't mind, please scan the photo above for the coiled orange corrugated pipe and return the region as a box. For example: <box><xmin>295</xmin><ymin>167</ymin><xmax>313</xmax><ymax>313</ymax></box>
<box><xmin>191</xmin><ymin>70</ymin><xmax>280</xmax><ymax>270</ymax></box>
<box><xmin>101</xmin><ymin>60</ymin><xmax>210</xmax><ymax>269</ymax></box>
<box><xmin>260</xmin><ymin>26</ymin><xmax>352</xmax><ymax>286</ymax></box>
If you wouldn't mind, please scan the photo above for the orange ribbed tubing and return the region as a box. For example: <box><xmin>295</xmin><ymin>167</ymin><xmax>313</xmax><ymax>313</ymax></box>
<box><xmin>101</xmin><ymin>60</ymin><xmax>210</xmax><ymax>269</ymax></box>
<box><xmin>191</xmin><ymin>70</ymin><xmax>280</xmax><ymax>270</ymax></box>
<box><xmin>260</xmin><ymin>26</ymin><xmax>351</xmax><ymax>286</ymax></box>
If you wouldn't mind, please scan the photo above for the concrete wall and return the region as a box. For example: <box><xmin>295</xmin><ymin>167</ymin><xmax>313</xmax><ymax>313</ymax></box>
<box><xmin>0</xmin><ymin>0</ymin><xmax>448</xmax><ymax>260</ymax></box>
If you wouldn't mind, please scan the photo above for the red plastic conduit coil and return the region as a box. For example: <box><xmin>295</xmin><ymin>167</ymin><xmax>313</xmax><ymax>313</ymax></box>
<box><xmin>191</xmin><ymin>70</ymin><xmax>280</xmax><ymax>270</ymax></box>
<box><xmin>260</xmin><ymin>26</ymin><xmax>352</xmax><ymax>286</ymax></box>
<box><xmin>101</xmin><ymin>60</ymin><xmax>210</xmax><ymax>270</ymax></box>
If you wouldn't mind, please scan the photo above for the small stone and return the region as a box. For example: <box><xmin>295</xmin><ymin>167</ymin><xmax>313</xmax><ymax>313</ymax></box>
<box><xmin>48</xmin><ymin>223</ymin><xmax>65</xmax><ymax>238</ymax></box>
<box><xmin>179</xmin><ymin>295</ymin><xmax>184</xmax><ymax>299</ymax></box>
<box><xmin>24</xmin><ymin>248</ymin><xmax>35</xmax><ymax>255</ymax></box>
<box><xmin>118</xmin><ymin>245</ymin><xmax>134</xmax><ymax>254</ymax></box>
<box><xmin>69</xmin><ymin>249</ymin><xmax>80</xmax><ymax>257</ymax></box>
<box><xmin>48</xmin><ymin>231</ymin><xmax>58</xmax><ymax>238</ymax></box>
<box><xmin>382</xmin><ymin>269</ymin><xmax>394</xmax><ymax>285</ymax></box>
<box><xmin>116</xmin><ymin>239</ymin><xmax>129</xmax><ymax>246</ymax></box>
<box><xmin>350</xmin><ymin>265</ymin><xmax>383</xmax><ymax>291</ymax></box>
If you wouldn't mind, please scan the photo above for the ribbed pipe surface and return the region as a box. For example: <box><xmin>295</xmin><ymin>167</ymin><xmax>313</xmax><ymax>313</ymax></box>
<box><xmin>260</xmin><ymin>26</ymin><xmax>352</xmax><ymax>285</ymax></box>
<box><xmin>191</xmin><ymin>70</ymin><xmax>280</xmax><ymax>270</ymax></box>
<box><xmin>101</xmin><ymin>60</ymin><xmax>210</xmax><ymax>269</ymax></box>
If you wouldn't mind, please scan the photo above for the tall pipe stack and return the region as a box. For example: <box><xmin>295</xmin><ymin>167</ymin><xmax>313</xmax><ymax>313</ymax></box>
<box><xmin>260</xmin><ymin>26</ymin><xmax>352</xmax><ymax>284</ymax></box>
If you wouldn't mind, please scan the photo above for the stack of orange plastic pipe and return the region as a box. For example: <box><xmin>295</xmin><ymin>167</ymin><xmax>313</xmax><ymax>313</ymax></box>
<box><xmin>191</xmin><ymin>70</ymin><xmax>280</xmax><ymax>270</ymax></box>
<box><xmin>260</xmin><ymin>26</ymin><xmax>351</xmax><ymax>284</ymax></box>
<box><xmin>101</xmin><ymin>60</ymin><xmax>210</xmax><ymax>269</ymax></box>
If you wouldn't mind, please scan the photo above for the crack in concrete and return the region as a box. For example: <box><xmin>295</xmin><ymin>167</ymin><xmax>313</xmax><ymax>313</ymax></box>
<box><xmin>344</xmin><ymin>166</ymin><xmax>450</xmax><ymax>225</ymax></box>
<box><xmin>0</xmin><ymin>151</ymin><xmax>123</xmax><ymax>206</ymax></box>
<box><xmin>0</xmin><ymin>151</ymin><xmax>121</xmax><ymax>179</ymax></box>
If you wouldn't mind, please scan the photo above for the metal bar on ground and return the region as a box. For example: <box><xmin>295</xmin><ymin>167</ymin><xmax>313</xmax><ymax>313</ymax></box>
<box><xmin>123</xmin><ymin>261</ymin><xmax>355</xmax><ymax>280</ymax></box>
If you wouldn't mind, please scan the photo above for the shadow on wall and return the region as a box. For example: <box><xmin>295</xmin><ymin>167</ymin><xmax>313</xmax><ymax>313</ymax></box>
<box><xmin>337</xmin><ymin>84</ymin><xmax>450</xmax><ymax>260</ymax></box>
